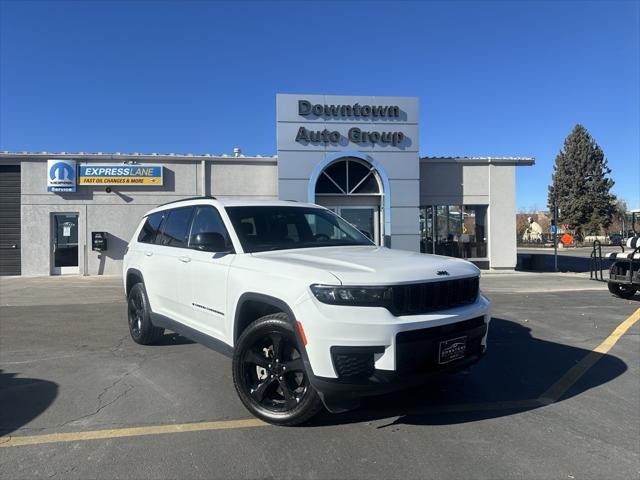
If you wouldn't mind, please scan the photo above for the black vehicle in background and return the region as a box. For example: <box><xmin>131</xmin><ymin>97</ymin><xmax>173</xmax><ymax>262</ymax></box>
<box><xmin>609</xmin><ymin>233</ymin><xmax>623</xmax><ymax>246</ymax></box>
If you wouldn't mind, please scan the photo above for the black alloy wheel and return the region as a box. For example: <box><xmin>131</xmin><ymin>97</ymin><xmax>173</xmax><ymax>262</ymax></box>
<box><xmin>232</xmin><ymin>313</ymin><xmax>323</xmax><ymax>425</ymax></box>
<box><xmin>128</xmin><ymin>290</ymin><xmax>144</xmax><ymax>338</ymax></box>
<box><xmin>127</xmin><ymin>283</ymin><xmax>165</xmax><ymax>345</ymax></box>
<box><xmin>243</xmin><ymin>332</ymin><xmax>307</xmax><ymax>411</ymax></box>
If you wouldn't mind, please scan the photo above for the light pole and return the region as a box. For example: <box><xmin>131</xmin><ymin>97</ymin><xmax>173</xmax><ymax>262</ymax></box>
<box><xmin>552</xmin><ymin>200</ymin><xmax>558</xmax><ymax>272</ymax></box>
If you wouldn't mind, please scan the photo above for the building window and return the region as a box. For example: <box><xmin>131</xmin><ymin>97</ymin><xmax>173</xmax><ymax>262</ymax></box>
<box><xmin>420</xmin><ymin>205</ymin><xmax>487</xmax><ymax>259</ymax></box>
<box><xmin>315</xmin><ymin>157</ymin><xmax>381</xmax><ymax>196</ymax></box>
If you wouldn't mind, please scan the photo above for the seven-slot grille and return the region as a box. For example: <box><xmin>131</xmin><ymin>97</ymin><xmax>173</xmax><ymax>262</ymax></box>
<box><xmin>387</xmin><ymin>276</ymin><xmax>479</xmax><ymax>316</ymax></box>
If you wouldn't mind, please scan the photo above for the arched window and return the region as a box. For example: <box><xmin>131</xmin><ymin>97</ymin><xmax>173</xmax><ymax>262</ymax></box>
<box><xmin>315</xmin><ymin>158</ymin><xmax>381</xmax><ymax>196</ymax></box>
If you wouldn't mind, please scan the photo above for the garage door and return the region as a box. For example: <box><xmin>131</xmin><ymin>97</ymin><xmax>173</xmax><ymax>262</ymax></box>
<box><xmin>0</xmin><ymin>165</ymin><xmax>21</xmax><ymax>275</ymax></box>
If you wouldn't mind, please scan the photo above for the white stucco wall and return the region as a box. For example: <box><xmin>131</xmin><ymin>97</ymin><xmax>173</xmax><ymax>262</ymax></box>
<box><xmin>488</xmin><ymin>164</ymin><xmax>517</xmax><ymax>269</ymax></box>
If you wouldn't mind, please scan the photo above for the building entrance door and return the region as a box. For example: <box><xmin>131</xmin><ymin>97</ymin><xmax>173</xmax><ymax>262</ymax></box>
<box><xmin>52</xmin><ymin>213</ymin><xmax>79</xmax><ymax>275</ymax></box>
<box><xmin>329</xmin><ymin>206</ymin><xmax>380</xmax><ymax>245</ymax></box>
<box><xmin>314</xmin><ymin>157</ymin><xmax>384</xmax><ymax>246</ymax></box>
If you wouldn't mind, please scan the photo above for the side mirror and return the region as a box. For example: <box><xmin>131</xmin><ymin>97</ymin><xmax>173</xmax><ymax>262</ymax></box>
<box><xmin>190</xmin><ymin>232</ymin><xmax>230</xmax><ymax>253</ymax></box>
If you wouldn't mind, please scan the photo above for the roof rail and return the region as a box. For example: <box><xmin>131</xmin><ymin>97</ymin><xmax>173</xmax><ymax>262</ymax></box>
<box><xmin>157</xmin><ymin>195</ymin><xmax>217</xmax><ymax>208</ymax></box>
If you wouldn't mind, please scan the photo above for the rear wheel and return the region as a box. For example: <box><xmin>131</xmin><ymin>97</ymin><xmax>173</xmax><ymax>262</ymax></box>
<box><xmin>232</xmin><ymin>313</ymin><xmax>323</xmax><ymax>426</ymax></box>
<box><xmin>607</xmin><ymin>282</ymin><xmax>637</xmax><ymax>299</ymax></box>
<box><xmin>127</xmin><ymin>283</ymin><xmax>165</xmax><ymax>344</ymax></box>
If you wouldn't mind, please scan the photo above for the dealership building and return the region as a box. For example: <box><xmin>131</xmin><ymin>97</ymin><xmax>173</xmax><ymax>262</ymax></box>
<box><xmin>0</xmin><ymin>94</ymin><xmax>533</xmax><ymax>276</ymax></box>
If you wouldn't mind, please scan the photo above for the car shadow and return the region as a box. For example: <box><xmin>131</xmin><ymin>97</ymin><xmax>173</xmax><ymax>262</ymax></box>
<box><xmin>517</xmin><ymin>252</ymin><xmax>612</xmax><ymax>273</ymax></box>
<box><xmin>155</xmin><ymin>332</ymin><xmax>196</xmax><ymax>346</ymax></box>
<box><xmin>0</xmin><ymin>370</ymin><xmax>58</xmax><ymax>436</ymax></box>
<box><xmin>307</xmin><ymin>318</ymin><xmax>628</xmax><ymax>427</ymax></box>
<box><xmin>616</xmin><ymin>293</ymin><xmax>640</xmax><ymax>302</ymax></box>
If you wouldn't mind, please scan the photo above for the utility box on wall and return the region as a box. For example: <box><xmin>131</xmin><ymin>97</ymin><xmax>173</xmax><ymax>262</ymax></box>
<box><xmin>91</xmin><ymin>231</ymin><xmax>108</xmax><ymax>251</ymax></box>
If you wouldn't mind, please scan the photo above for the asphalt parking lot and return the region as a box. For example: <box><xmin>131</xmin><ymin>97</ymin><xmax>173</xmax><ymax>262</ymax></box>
<box><xmin>1</xmin><ymin>273</ymin><xmax>638</xmax><ymax>479</ymax></box>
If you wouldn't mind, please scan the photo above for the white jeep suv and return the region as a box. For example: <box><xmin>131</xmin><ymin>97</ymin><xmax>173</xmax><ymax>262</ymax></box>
<box><xmin>123</xmin><ymin>197</ymin><xmax>490</xmax><ymax>425</ymax></box>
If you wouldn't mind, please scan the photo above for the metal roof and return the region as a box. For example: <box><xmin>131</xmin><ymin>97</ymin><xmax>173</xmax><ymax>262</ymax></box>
<box><xmin>0</xmin><ymin>151</ymin><xmax>276</xmax><ymax>161</ymax></box>
<box><xmin>420</xmin><ymin>156</ymin><xmax>535</xmax><ymax>165</ymax></box>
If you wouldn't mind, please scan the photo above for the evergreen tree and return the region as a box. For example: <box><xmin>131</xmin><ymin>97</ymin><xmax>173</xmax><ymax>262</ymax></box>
<box><xmin>548</xmin><ymin>124</ymin><xmax>617</xmax><ymax>237</ymax></box>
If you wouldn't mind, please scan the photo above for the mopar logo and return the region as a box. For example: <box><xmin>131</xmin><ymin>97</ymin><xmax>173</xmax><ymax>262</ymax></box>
<box><xmin>437</xmin><ymin>270</ymin><xmax>449</xmax><ymax>276</ymax></box>
<box><xmin>47</xmin><ymin>159</ymin><xmax>77</xmax><ymax>192</ymax></box>
<box><xmin>49</xmin><ymin>162</ymin><xmax>75</xmax><ymax>181</ymax></box>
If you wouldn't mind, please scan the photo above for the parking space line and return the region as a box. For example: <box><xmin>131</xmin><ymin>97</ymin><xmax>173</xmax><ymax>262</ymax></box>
<box><xmin>2</xmin><ymin>308</ymin><xmax>638</xmax><ymax>448</ymax></box>
<box><xmin>485</xmin><ymin>287</ymin><xmax>609</xmax><ymax>294</ymax></box>
<box><xmin>0</xmin><ymin>418</ymin><xmax>266</xmax><ymax>448</ymax></box>
<box><xmin>540</xmin><ymin>307</ymin><xmax>640</xmax><ymax>404</ymax></box>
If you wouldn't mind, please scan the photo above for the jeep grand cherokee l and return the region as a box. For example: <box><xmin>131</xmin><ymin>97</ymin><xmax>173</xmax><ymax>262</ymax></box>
<box><xmin>123</xmin><ymin>197</ymin><xmax>490</xmax><ymax>425</ymax></box>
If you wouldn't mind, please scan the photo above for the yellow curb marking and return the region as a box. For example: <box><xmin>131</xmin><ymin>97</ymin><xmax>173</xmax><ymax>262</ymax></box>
<box><xmin>0</xmin><ymin>418</ymin><xmax>266</xmax><ymax>448</ymax></box>
<box><xmin>2</xmin><ymin>308</ymin><xmax>638</xmax><ymax>448</ymax></box>
<box><xmin>540</xmin><ymin>307</ymin><xmax>640</xmax><ymax>403</ymax></box>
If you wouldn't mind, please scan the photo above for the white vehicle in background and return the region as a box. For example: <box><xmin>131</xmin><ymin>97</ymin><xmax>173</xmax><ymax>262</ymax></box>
<box><xmin>607</xmin><ymin>209</ymin><xmax>640</xmax><ymax>299</ymax></box>
<box><xmin>123</xmin><ymin>197</ymin><xmax>491</xmax><ymax>425</ymax></box>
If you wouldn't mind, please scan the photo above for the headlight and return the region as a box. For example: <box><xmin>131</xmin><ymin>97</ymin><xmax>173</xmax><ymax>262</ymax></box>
<box><xmin>310</xmin><ymin>284</ymin><xmax>391</xmax><ymax>306</ymax></box>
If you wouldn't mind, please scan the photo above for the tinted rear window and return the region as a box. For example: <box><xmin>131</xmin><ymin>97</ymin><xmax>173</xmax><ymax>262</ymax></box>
<box><xmin>157</xmin><ymin>207</ymin><xmax>194</xmax><ymax>248</ymax></box>
<box><xmin>137</xmin><ymin>212</ymin><xmax>165</xmax><ymax>244</ymax></box>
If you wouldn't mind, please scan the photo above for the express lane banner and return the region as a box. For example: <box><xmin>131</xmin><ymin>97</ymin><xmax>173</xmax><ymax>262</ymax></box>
<box><xmin>78</xmin><ymin>165</ymin><xmax>163</xmax><ymax>186</ymax></box>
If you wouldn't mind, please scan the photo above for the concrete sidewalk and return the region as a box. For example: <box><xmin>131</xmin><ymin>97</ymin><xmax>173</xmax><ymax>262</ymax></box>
<box><xmin>0</xmin><ymin>275</ymin><xmax>123</xmax><ymax>307</ymax></box>
<box><xmin>0</xmin><ymin>271</ymin><xmax>617</xmax><ymax>306</ymax></box>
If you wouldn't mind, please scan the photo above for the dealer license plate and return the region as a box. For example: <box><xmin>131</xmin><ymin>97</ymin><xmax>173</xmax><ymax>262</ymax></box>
<box><xmin>438</xmin><ymin>336</ymin><xmax>467</xmax><ymax>364</ymax></box>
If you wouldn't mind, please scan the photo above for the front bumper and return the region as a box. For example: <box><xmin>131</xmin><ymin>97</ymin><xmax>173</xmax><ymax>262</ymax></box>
<box><xmin>294</xmin><ymin>293</ymin><xmax>491</xmax><ymax>411</ymax></box>
<box><xmin>309</xmin><ymin>351</ymin><xmax>484</xmax><ymax>413</ymax></box>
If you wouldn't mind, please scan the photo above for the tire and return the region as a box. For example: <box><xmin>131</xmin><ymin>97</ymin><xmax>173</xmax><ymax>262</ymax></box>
<box><xmin>232</xmin><ymin>313</ymin><xmax>323</xmax><ymax>426</ymax></box>
<box><xmin>607</xmin><ymin>282</ymin><xmax>637</xmax><ymax>299</ymax></box>
<box><xmin>127</xmin><ymin>283</ymin><xmax>165</xmax><ymax>345</ymax></box>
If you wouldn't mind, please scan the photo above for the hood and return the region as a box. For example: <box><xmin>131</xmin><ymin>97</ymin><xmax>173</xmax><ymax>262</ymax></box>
<box><xmin>251</xmin><ymin>246</ymin><xmax>480</xmax><ymax>285</ymax></box>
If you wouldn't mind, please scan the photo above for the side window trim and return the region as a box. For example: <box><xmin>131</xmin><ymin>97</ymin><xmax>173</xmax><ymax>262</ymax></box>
<box><xmin>154</xmin><ymin>210</ymin><xmax>170</xmax><ymax>246</ymax></box>
<box><xmin>154</xmin><ymin>212</ymin><xmax>167</xmax><ymax>245</ymax></box>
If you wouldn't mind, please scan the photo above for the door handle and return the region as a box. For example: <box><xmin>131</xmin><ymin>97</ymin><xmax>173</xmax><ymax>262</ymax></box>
<box><xmin>179</xmin><ymin>256</ymin><xmax>191</xmax><ymax>263</ymax></box>
<box><xmin>145</xmin><ymin>251</ymin><xmax>153</xmax><ymax>257</ymax></box>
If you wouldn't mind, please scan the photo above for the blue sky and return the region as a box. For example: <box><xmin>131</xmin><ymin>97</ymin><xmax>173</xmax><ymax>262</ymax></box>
<box><xmin>1</xmin><ymin>0</ymin><xmax>638</xmax><ymax>210</ymax></box>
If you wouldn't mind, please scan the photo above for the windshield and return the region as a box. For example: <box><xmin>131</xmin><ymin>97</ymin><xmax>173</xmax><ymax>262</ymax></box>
<box><xmin>225</xmin><ymin>206</ymin><xmax>374</xmax><ymax>253</ymax></box>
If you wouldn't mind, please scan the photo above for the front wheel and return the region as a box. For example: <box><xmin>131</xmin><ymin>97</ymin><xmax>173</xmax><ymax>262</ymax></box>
<box><xmin>607</xmin><ymin>282</ymin><xmax>637</xmax><ymax>299</ymax></box>
<box><xmin>232</xmin><ymin>313</ymin><xmax>323</xmax><ymax>426</ymax></box>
